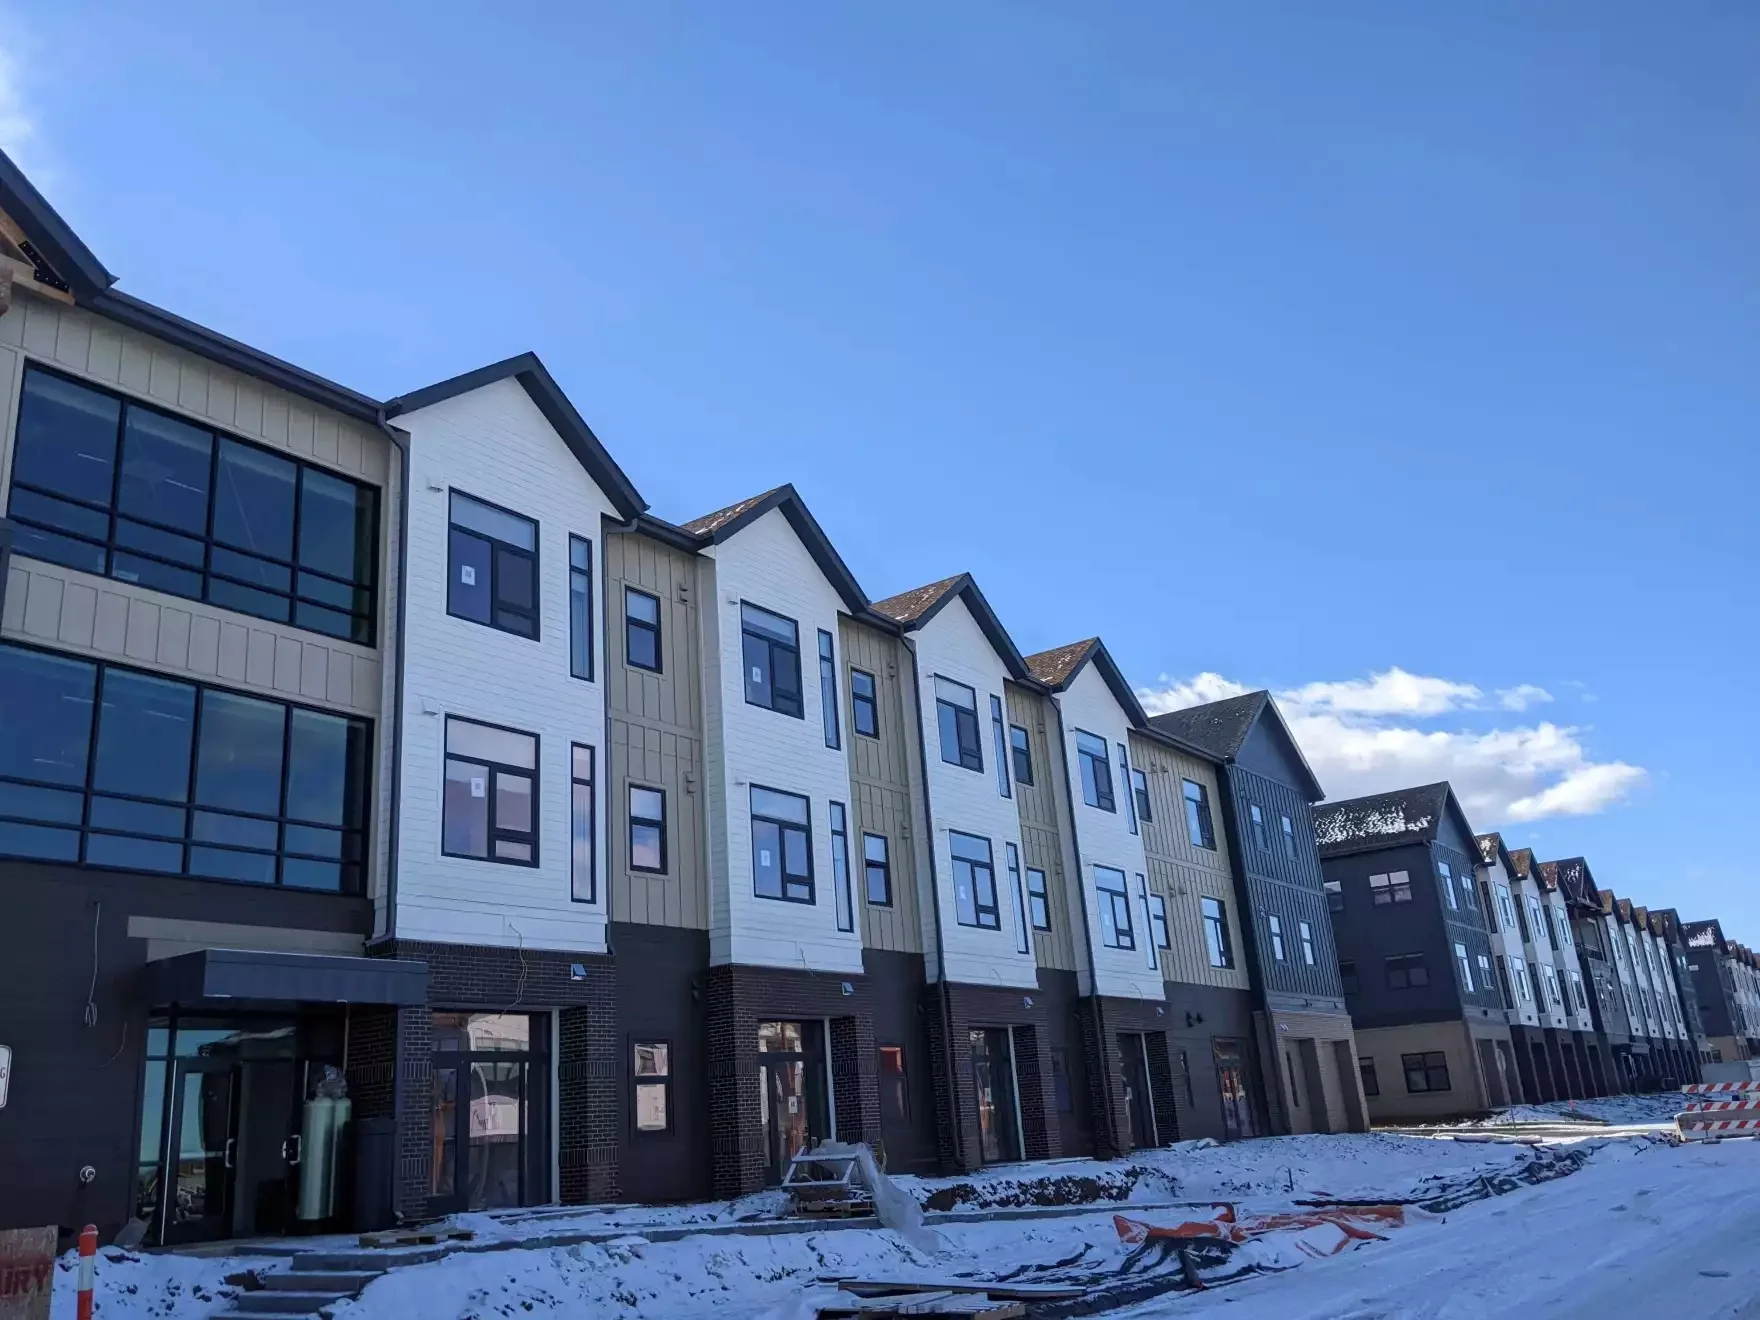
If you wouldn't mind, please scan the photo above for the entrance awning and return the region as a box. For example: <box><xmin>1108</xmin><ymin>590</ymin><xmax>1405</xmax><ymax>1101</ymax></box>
<box><xmin>141</xmin><ymin>947</ymin><xmax>427</xmax><ymax>1007</ymax></box>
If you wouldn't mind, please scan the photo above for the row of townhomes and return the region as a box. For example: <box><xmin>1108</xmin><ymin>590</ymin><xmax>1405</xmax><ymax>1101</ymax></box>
<box><xmin>0</xmin><ymin>151</ymin><xmax>1749</xmax><ymax>1247</ymax></box>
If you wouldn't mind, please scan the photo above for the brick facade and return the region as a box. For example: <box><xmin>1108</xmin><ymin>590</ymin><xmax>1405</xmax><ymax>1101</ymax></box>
<box><xmin>923</xmin><ymin>982</ymin><xmax>1063</xmax><ymax>1173</ymax></box>
<box><xmin>1081</xmin><ymin>996</ymin><xmax>1181</xmax><ymax>1154</ymax></box>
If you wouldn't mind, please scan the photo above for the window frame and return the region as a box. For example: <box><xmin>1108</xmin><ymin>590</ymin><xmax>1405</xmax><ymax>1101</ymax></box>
<box><xmin>624</xmin><ymin>586</ymin><xmax>663</xmax><ymax>674</ymax></box>
<box><xmin>1181</xmin><ymin>779</ymin><xmax>1216</xmax><ymax>850</ymax></box>
<box><xmin>1339</xmin><ymin>959</ymin><xmax>1359</xmax><ymax>994</ymax></box>
<box><xmin>1268</xmin><ymin>913</ymin><xmax>1286</xmax><ymax>962</ymax></box>
<box><xmin>1095</xmin><ymin>865</ymin><xmax>1134</xmax><ymax>950</ymax></box>
<box><xmin>819</xmin><ymin>630</ymin><xmax>841</xmax><ymax>750</ymax></box>
<box><xmin>1248</xmin><ymin>802</ymin><xmax>1269</xmax><ymax>851</ymax></box>
<box><xmin>1440</xmin><ymin>860</ymin><xmax>1458</xmax><ymax>909</ymax></box>
<box><xmin>990</xmin><ymin>695</ymin><xmax>1012</xmax><ymax>799</ymax></box>
<box><xmin>1280</xmin><ymin>812</ymin><xmax>1297</xmax><ymax>860</ymax></box>
<box><xmin>631</xmin><ymin>1039</ymin><xmax>673</xmax><ymax>1135</ymax></box>
<box><xmin>1131</xmin><ymin>767</ymin><xmax>1152</xmax><ymax>823</ymax></box>
<box><xmin>442</xmin><ymin>714</ymin><xmax>539</xmax><ymax>869</ymax></box>
<box><xmin>1006</xmin><ymin>842</ymin><xmax>1029</xmax><ymax>954</ymax></box>
<box><xmin>1324</xmin><ymin>878</ymin><xmax>1344</xmax><ymax>914</ymax></box>
<box><xmin>1075</xmin><ymin>730</ymin><xmax>1115</xmax><ymax>812</ymax></box>
<box><xmin>949</xmin><ymin>830</ymin><xmax>999</xmax><ymax>929</ymax></box>
<box><xmin>447</xmin><ymin>489</ymin><xmax>539</xmax><ymax>641</ymax></box>
<box><xmin>1026</xmin><ymin>867</ymin><xmax>1051</xmax><ymax>931</ymax></box>
<box><xmin>829</xmin><ymin>800</ymin><xmax>854</xmax><ymax>932</ymax></box>
<box><xmin>7</xmin><ymin>365</ymin><xmax>382</xmax><ymax>646</ymax></box>
<box><xmin>1202</xmin><ymin>895</ymin><xmax>1233</xmax><ymax>969</ymax></box>
<box><xmin>850</xmin><ymin>669</ymin><xmax>880</xmax><ymax>739</ymax></box>
<box><xmin>1118</xmin><ymin>743</ymin><xmax>1138</xmax><ymax>835</ymax></box>
<box><xmin>1359</xmin><ymin>1057</ymin><xmax>1380</xmax><ymax>1097</ymax></box>
<box><xmin>741</xmin><ymin>601</ymin><xmax>804</xmax><ymax>718</ymax></box>
<box><xmin>1368</xmin><ymin>870</ymin><xmax>1413</xmax><ymax>904</ymax></box>
<box><xmin>863</xmin><ymin>832</ymin><xmax>893</xmax><ymax>907</ymax></box>
<box><xmin>1298</xmin><ymin>919</ymin><xmax>1316</xmax><ymax>965</ymax></box>
<box><xmin>570</xmin><ymin>743</ymin><xmax>595</xmax><ymax>903</ymax></box>
<box><xmin>935</xmin><ymin>676</ymin><xmax>984</xmax><ymax>772</ymax></box>
<box><xmin>628</xmin><ymin>782</ymin><xmax>668</xmax><ymax>874</ymax></box>
<box><xmin>568</xmin><ymin>535</ymin><xmax>594</xmax><ymax>681</ymax></box>
<box><xmin>1009</xmin><ymin>724</ymin><xmax>1034</xmax><ymax>785</ymax></box>
<box><xmin>1385</xmin><ymin>953</ymin><xmax>1430</xmax><ymax>990</ymax></box>
<box><xmin>750</xmin><ymin>784</ymin><xmax>814</xmax><ymax>904</ymax></box>
<box><xmin>1150</xmin><ymin>892</ymin><xmax>1171</xmax><ymax>951</ymax></box>
<box><xmin>1453</xmin><ymin>940</ymin><xmax>1474</xmax><ymax>992</ymax></box>
<box><xmin>0</xmin><ymin>641</ymin><xmax>372</xmax><ymax>891</ymax></box>
<box><xmin>1401</xmin><ymin>1051</ymin><xmax>1451</xmax><ymax>1094</ymax></box>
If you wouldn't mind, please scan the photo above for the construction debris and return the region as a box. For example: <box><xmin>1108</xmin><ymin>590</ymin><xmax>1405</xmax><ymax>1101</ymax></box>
<box><xmin>356</xmin><ymin>1227</ymin><xmax>476</xmax><ymax>1249</ymax></box>
<box><xmin>790</xmin><ymin>1141</ymin><xmax>949</xmax><ymax>1256</ymax></box>
<box><xmin>814</xmin><ymin>1277</ymin><xmax>1055</xmax><ymax>1317</ymax></box>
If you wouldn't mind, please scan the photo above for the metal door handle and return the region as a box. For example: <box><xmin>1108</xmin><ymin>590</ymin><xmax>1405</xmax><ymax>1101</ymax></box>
<box><xmin>282</xmin><ymin>1134</ymin><xmax>302</xmax><ymax>1165</ymax></box>
<box><xmin>223</xmin><ymin>1138</ymin><xmax>236</xmax><ymax>1169</ymax></box>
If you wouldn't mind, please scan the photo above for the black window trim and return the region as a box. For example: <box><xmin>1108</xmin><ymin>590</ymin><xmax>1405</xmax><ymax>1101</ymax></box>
<box><xmin>990</xmin><ymin>694</ymin><xmax>1012</xmax><ymax>800</ymax></box>
<box><xmin>1401</xmin><ymin>1050</ymin><xmax>1451</xmax><ymax>1094</ymax></box>
<box><xmin>741</xmin><ymin>600</ymin><xmax>804</xmax><ymax>719</ymax></box>
<box><xmin>442</xmin><ymin>712</ymin><xmax>540</xmax><ymax>869</ymax></box>
<box><xmin>8</xmin><ymin>363</ymin><xmax>382</xmax><ymax>646</ymax></box>
<box><xmin>949</xmin><ymin>829</ymin><xmax>999</xmax><ymax>930</ymax></box>
<box><xmin>1359</xmin><ymin>1056</ymin><xmax>1379</xmax><ymax>1097</ymax></box>
<box><xmin>631</xmin><ymin>1036</ymin><xmax>673</xmax><ymax>1135</ymax></box>
<box><xmin>447</xmin><ymin>487</ymin><xmax>539</xmax><ymax>641</ymax></box>
<box><xmin>1075</xmin><ymin>728</ymin><xmax>1115</xmax><ymax>813</ymax></box>
<box><xmin>569</xmin><ymin>742</ymin><xmax>595</xmax><ymax>904</ymax></box>
<box><xmin>628</xmin><ymin>781</ymin><xmax>668</xmax><ymax>874</ymax></box>
<box><xmin>863</xmin><ymin>830</ymin><xmax>893</xmax><ymax>907</ymax></box>
<box><xmin>1181</xmin><ymin>778</ymin><xmax>1216</xmax><ymax>850</ymax></box>
<box><xmin>850</xmin><ymin>667</ymin><xmax>880</xmax><ymax>739</ymax></box>
<box><xmin>819</xmin><ymin>630</ymin><xmax>841</xmax><ymax>750</ymax></box>
<box><xmin>1009</xmin><ymin>724</ymin><xmax>1033</xmax><ymax>786</ymax></box>
<box><xmin>935</xmin><ymin>675</ymin><xmax>984</xmax><ymax>772</ymax></box>
<box><xmin>1202</xmin><ymin>894</ymin><xmax>1234</xmax><ymax>969</ymax></box>
<box><xmin>0</xmin><ymin>639</ymin><xmax>372</xmax><ymax>892</ymax></box>
<box><xmin>830</xmin><ymin>799</ymin><xmax>854</xmax><ymax>931</ymax></box>
<box><xmin>1095</xmin><ymin>863</ymin><xmax>1134</xmax><ymax>950</ymax></box>
<box><xmin>750</xmin><ymin>781</ymin><xmax>814</xmax><ymax>904</ymax></box>
<box><xmin>568</xmin><ymin>534</ymin><xmax>594</xmax><ymax>681</ymax></box>
<box><xmin>1131</xmin><ymin>766</ymin><xmax>1153</xmax><ymax>823</ymax></box>
<box><xmin>1385</xmin><ymin>952</ymin><xmax>1431</xmax><ymax>990</ymax></box>
<box><xmin>624</xmin><ymin>585</ymin><xmax>663</xmax><ymax>674</ymax></box>
<box><xmin>1026</xmin><ymin>866</ymin><xmax>1051</xmax><ymax>932</ymax></box>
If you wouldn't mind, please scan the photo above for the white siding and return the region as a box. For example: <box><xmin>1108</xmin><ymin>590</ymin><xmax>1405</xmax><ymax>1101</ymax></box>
<box><xmin>910</xmin><ymin>599</ymin><xmax>1035</xmax><ymax>989</ymax></box>
<box><xmin>1476</xmin><ymin>858</ymin><xmax>1535</xmax><ymax>1027</ymax></box>
<box><xmin>701</xmin><ymin>508</ymin><xmax>862</xmax><ymax>974</ymax></box>
<box><xmin>392</xmin><ymin>378</ymin><xmax>612</xmax><ymax>953</ymax></box>
<box><xmin>1053</xmin><ymin>663</ymin><xmax>1158</xmax><ymax>1001</ymax></box>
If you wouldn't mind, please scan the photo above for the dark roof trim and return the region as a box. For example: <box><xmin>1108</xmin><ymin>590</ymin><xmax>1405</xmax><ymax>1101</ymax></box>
<box><xmin>673</xmin><ymin>484</ymin><xmax>869</xmax><ymax>613</ymax></box>
<box><xmin>0</xmin><ymin>147</ymin><xmax>114</xmax><ymax>300</ymax></box>
<box><xmin>879</xmin><ymin>574</ymin><xmax>1031</xmax><ymax>682</ymax></box>
<box><xmin>89</xmin><ymin>290</ymin><xmax>381</xmax><ymax>422</ymax></box>
<box><xmin>386</xmin><ymin>353</ymin><xmax>646</xmax><ymax>520</ymax></box>
<box><xmin>1476</xmin><ymin>832</ymin><xmax>1515</xmax><ymax>874</ymax></box>
<box><xmin>1039</xmin><ymin>638</ymin><xmax>1152</xmax><ymax>727</ymax></box>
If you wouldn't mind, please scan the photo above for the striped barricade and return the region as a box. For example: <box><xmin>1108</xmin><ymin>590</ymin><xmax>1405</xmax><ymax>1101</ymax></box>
<box><xmin>1681</xmin><ymin>1099</ymin><xmax>1760</xmax><ymax>1113</ymax></box>
<box><xmin>1681</xmin><ymin>1081</ymin><xmax>1760</xmax><ymax>1094</ymax></box>
<box><xmin>1678</xmin><ymin>1081</ymin><xmax>1760</xmax><ymax>1139</ymax></box>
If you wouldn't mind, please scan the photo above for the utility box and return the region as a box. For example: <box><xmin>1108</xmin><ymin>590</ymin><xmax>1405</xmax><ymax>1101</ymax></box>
<box><xmin>352</xmin><ymin>1117</ymin><xmax>396</xmax><ymax>1232</ymax></box>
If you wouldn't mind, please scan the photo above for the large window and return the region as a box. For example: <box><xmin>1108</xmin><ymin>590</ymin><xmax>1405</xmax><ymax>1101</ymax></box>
<box><xmin>935</xmin><ymin>677</ymin><xmax>983</xmax><ymax>771</ymax></box>
<box><xmin>1096</xmin><ymin>865</ymin><xmax>1133</xmax><ymax>949</ymax></box>
<box><xmin>1385</xmin><ymin>953</ymin><xmax>1429</xmax><ymax>989</ymax></box>
<box><xmin>864</xmin><ymin>833</ymin><xmax>892</xmax><ymax>906</ymax></box>
<box><xmin>1402</xmin><ymin>1051</ymin><xmax>1451</xmax><ymax>1093</ymax></box>
<box><xmin>751</xmin><ymin>786</ymin><xmax>812</xmax><ymax>902</ymax></box>
<box><xmin>1010</xmin><ymin>725</ymin><xmax>1033</xmax><ymax>785</ymax></box>
<box><xmin>950</xmin><ymin>831</ymin><xmax>998</xmax><ymax>929</ymax></box>
<box><xmin>829</xmin><ymin>802</ymin><xmax>855</xmax><ymax>931</ymax></box>
<box><xmin>1182</xmin><ymin>779</ymin><xmax>1215</xmax><ymax>849</ymax></box>
<box><xmin>0</xmin><ymin>644</ymin><xmax>369</xmax><ymax>888</ymax></box>
<box><xmin>850</xmin><ymin>670</ymin><xmax>879</xmax><ymax>739</ymax></box>
<box><xmin>568</xmin><ymin>536</ymin><xmax>593</xmax><ymax>680</ymax></box>
<box><xmin>1268</xmin><ymin>913</ymin><xmax>1287</xmax><ymax>962</ymax></box>
<box><xmin>448</xmin><ymin>491</ymin><xmax>537</xmax><ymax>640</ymax></box>
<box><xmin>1076</xmin><ymin>731</ymin><xmax>1114</xmax><ymax>811</ymax></box>
<box><xmin>625</xmin><ymin>588</ymin><xmax>661</xmax><ymax>672</ymax></box>
<box><xmin>629</xmin><ymin>785</ymin><xmax>667</xmax><ymax>873</ymax></box>
<box><xmin>7</xmin><ymin>367</ymin><xmax>379</xmax><ymax>644</ymax></box>
<box><xmin>1369</xmin><ymin>870</ymin><xmax>1413</xmax><ymax>904</ymax></box>
<box><xmin>633</xmin><ymin>1042</ymin><xmax>671</xmax><ymax>1133</ymax></box>
<box><xmin>443</xmin><ymin>716</ymin><xmax>537</xmax><ymax>866</ymax></box>
<box><xmin>1026</xmin><ymin>867</ymin><xmax>1051</xmax><ymax>931</ymax></box>
<box><xmin>819</xmin><ymin>632</ymin><xmax>841</xmax><ymax>749</ymax></box>
<box><xmin>1202</xmin><ymin>896</ymin><xmax>1233</xmax><ymax>968</ymax></box>
<box><xmin>742</xmin><ymin>603</ymin><xmax>803</xmax><ymax>717</ymax></box>
<box><xmin>990</xmin><ymin>696</ymin><xmax>1012</xmax><ymax>799</ymax></box>
<box><xmin>570</xmin><ymin>745</ymin><xmax>595</xmax><ymax>902</ymax></box>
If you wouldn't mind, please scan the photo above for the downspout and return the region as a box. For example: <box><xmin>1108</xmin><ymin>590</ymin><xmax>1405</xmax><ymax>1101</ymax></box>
<box><xmin>373</xmin><ymin>410</ymin><xmax>412</xmax><ymax>943</ymax></box>
<box><xmin>903</xmin><ymin>636</ymin><xmax>964</xmax><ymax>1170</ymax></box>
<box><xmin>1048</xmin><ymin>698</ymin><xmax>1112</xmax><ymax>1154</ymax></box>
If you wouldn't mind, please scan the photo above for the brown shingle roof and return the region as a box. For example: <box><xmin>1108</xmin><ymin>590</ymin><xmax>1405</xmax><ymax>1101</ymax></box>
<box><xmin>870</xmin><ymin>575</ymin><xmax>966</xmax><ymax>625</ymax></box>
<box><xmin>680</xmin><ymin>486</ymin><xmax>787</xmax><ymax>537</ymax></box>
<box><xmin>1023</xmin><ymin>639</ymin><xmax>1098</xmax><ymax>688</ymax></box>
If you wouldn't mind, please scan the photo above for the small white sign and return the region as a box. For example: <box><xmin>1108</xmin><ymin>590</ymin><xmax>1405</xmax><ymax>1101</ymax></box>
<box><xmin>470</xmin><ymin>777</ymin><xmax>487</xmax><ymax>799</ymax></box>
<box><xmin>759</xmin><ymin>849</ymin><xmax>772</xmax><ymax>867</ymax></box>
<box><xmin>787</xmin><ymin>1095</ymin><xmax>799</xmax><ymax>1114</ymax></box>
<box><xmin>0</xmin><ymin>1045</ymin><xmax>10</xmax><ymax>1109</ymax></box>
<box><xmin>460</xmin><ymin>565</ymin><xmax>477</xmax><ymax>587</ymax></box>
<box><xmin>750</xmin><ymin>667</ymin><xmax>763</xmax><ymax>684</ymax></box>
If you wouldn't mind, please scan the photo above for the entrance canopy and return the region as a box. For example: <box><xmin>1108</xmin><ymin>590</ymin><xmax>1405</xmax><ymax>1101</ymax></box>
<box><xmin>142</xmin><ymin>947</ymin><xmax>427</xmax><ymax>1007</ymax></box>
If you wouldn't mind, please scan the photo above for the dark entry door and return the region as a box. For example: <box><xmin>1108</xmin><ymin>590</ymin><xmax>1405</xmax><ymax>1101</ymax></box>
<box><xmin>969</xmin><ymin>1027</ymin><xmax>1020</xmax><ymax>1164</ymax></box>
<box><xmin>163</xmin><ymin>1058</ymin><xmax>239</xmax><ymax>1244</ymax></box>
<box><xmin>758</xmin><ymin>1021</ymin><xmax>828</xmax><ymax>1184</ymax></box>
<box><xmin>429</xmin><ymin>1013</ymin><xmax>549</xmax><ymax>1214</ymax></box>
<box><xmin>1118</xmin><ymin>1033</ymin><xmax>1156</xmax><ymax>1149</ymax></box>
<box><xmin>1213</xmin><ymin>1039</ymin><xmax>1257</xmax><ymax>1141</ymax></box>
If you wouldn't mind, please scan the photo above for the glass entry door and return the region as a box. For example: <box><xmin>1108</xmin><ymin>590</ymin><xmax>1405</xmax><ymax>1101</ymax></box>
<box><xmin>758</xmin><ymin>1021</ymin><xmax>828</xmax><ymax>1185</ymax></box>
<box><xmin>969</xmin><ymin>1027</ymin><xmax>1020</xmax><ymax>1165</ymax></box>
<box><xmin>164</xmin><ymin>1057</ymin><xmax>239</xmax><ymax>1244</ymax></box>
<box><xmin>429</xmin><ymin>1013</ymin><xmax>550</xmax><ymax>1214</ymax></box>
<box><xmin>1119</xmin><ymin>1033</ymin><xmax>1156</xmax><ymax>1149</ymax></box>
<box><xmin>1213</xmin><ymin>1039</ymin><xmax>1257</xmax><ymax>1140</ymax></box>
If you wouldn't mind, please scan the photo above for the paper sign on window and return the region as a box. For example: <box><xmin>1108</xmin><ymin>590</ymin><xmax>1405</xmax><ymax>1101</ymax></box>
<box><xmin>460</xmin><ymin>565</ymin><xmax>476</xmax><ymax>586</ymax></box>
<box><xmin>759</xmin><ymin>850</ymin><xmax>772</xmax><ymax>866</ymax></box>
<box><xmin>470</xmin><ymin>777</ymin><xmax>487</xmax><ymax>798</ymax></box>
<box><xmin>0</xmin><ymin>1045</ymin><xmax>10</xmax><ymax>1108</ymax></box>
<box><xmin>750</xmin><ymin>667</ymin><xmax>763</xmax><ymax>684</ymax></box>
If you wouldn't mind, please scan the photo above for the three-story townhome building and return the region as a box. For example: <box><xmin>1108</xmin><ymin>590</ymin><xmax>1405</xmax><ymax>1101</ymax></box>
<box><xmin>1545</xmin><ymin>858</ymin><xmax>1630</xmax><ymax>1094</ymax></box>
<box><xmin>0</xmin><ymin>151</ymin><xmax>424</xmax><ymax>1245</ymax></box>
<box><xmin>1651</xmin><ymin>909</ymin><xmax>1712</xmax><ymax>1079</ymax></box>
<box><xmin>1476</xmin><ymin>835</ymin><xmax>1576</xmax><ymax>1102</ymax></box>
<box><xmin>1149</xmin><ymin>692</ymin><xmax>1367</xmax><ymax>1137</ymax></box>
<box><xmin>1610</xmin><ymin>896</ymin><xmax>1665</xmax><ymax>1089</ymax></box>
<box><xmin>1474</xmin><ymin>836</ymin><xmax>1537</xmax><ymax>1102</ymax></box>
<box><xmin>1316</xmin><ymin>784</ymin><xmax>1515</xmax><ymax>1121</ymax></box>
<box><xmin>1681</xmin><ymin>920</ymin><xmax>1755</xmax><ymax>1067</ymax></box>
<box><xmin>1525</xmin><ymin>851</ymin><xmax>1601</xmax><ymax>1095</ymax></box>
<box><xmin>1633</xmin><ymin>906</ymin><xmax>1690</xmax><ymax>1086</ymax></box>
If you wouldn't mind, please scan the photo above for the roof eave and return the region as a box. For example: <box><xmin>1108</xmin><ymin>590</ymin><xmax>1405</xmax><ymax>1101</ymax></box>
<box><xmin>0</xmin><ymin>147</ymin><xmax>115</xmax><ymax>300</ymax></box>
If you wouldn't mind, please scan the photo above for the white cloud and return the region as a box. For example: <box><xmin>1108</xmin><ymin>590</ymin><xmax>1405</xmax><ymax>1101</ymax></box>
<box><xmin>1138</xmin><ymin>667</ymin><xmax>1645</xmax><ymax>827</ymax></box>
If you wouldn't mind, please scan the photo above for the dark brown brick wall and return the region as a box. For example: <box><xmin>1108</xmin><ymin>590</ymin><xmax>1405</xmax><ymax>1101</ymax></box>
<box><xmin>1082</xmin><ymin>996</ymin><xmax>1181</xmax><ymax>1153</ymax></box>
<box><xmin>922</xmin><ymin>980</ymin><xmax>1062</xmax><ymax>1173</ymax></box>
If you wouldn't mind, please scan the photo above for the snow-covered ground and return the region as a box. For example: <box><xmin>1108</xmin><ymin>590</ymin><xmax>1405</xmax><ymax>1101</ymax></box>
<box><xmin>50</xmin><ymin>1128</ymin><xmax>1755</xmax><ymax>1320</ymax></box>
<box><xmin>1471</xmin><ymin>1093</ymin><xmax>1684</xmax><ymax>1127</ymax></box>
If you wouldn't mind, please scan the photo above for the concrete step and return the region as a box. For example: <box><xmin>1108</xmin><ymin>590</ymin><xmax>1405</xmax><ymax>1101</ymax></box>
<box><xmin>264</xmin><ymin>1270</ymin><xmax>381</xmax><ymax>1291</ymax></box>
<box><xmin>230</xmin><ymin>1290</ymin><xmax>353</xmax><ymax>1314</ymax></box>
<box><xmin>291</xmin><ymin>1250</ymin><xmax>445</xmax><ymax>1272</ymax></box>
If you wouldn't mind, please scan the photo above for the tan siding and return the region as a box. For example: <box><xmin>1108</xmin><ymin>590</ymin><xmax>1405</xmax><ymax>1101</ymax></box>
<box><xmin>1132</xmin><ymin>735</ymin><xmax>1250</xmax><ymax>992</ymax></box>
<box><xmin>840</xmin><ymin>618</ymin><xmax>922</xmax><ymax>953</ymax></box>
<box><xmin>1007</xmin><ymin>682</ymin><xmax>1078</xmax><ymax>971</ymax></box>
<box><xmin>605</xmin><ymin>529</ymin><xmax>707</xmax><ymax>929</ymax></box>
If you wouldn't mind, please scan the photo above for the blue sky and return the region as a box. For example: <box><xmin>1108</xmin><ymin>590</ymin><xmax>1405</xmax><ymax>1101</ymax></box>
<box><xmin>7</xmin><ymin>5</ymin><xmax>1756</xmax><ymax>936</ymax></box>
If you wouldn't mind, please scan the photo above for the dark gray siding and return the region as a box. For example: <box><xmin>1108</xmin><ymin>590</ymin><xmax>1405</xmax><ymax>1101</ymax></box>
<box><xmin>1323</xmin><ymin>842</ymin><xmax>1463</xmax><ymax>1029</ymax></box>
<box><xmin>1222</xmin><ymin>763</ymin><xmax>1344</xmax><ymax>1008</ymax></box>
<box><xmin>1430</xmin><ymin>838</ymin><xmax>1505</xmax><ymax>1020</ymax></box>
<box><xmin>1572</xmin><ymin>914</ymin><xmax>1633</xmax><ymax>1042</ymax></box>
<box><xmin>1686</xmin><ymin>952</ymin><xmax>1737</xmax><ymax>1039</ymax></box>
<box><xmin>613</xmin><ymin>923</ymin><xmax>712</xmax><ymax>1204</ymax></box>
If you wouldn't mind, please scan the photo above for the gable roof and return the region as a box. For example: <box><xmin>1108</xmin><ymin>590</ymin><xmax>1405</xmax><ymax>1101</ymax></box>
<box><xmin>674</xmin><ymin>484</ymin><xmax>869</xmax><ymax>612</ymax></box>
<box><xmin>870</xmin><ymin>573</ymin><xmax>1029</xmax><ymax>681</ymax></box>
<box><xmin>1023</xmin><ymin>638</ymin><xmax>1148</xmax><ymax>727</ymax></box>
<box><xmin>1148</xmin><ymin>691</ymin><xmax>1325</xmax><ymax>801</ymax></box>
<box><xmin>1507</xmin><ymin>845</ymin><xmax>1537</xmax><ymax>881</ymax></box>
<box><xmin>1547</xmin><ymin>857</ymin><xmax>1598</xmax><ymax>909</ymax></box>
<box><xmin>0</xmin><ymin>147</ymin><xmax>114</xmax><ymax>300</ymax></box>
<box><xmin>1475</xmin><ymin>832</ymin><xmax>1515</xmax><ymax>873</ymax></box>
<box><xmin>1312</xmin><ymin>782</ymin><xmax>1477</xmax><ymax>858</ymax></box>
<box><xmin>385</xmin><ymin>353</ymin><xmax>646</xmax><ymax>520</ymax></box>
